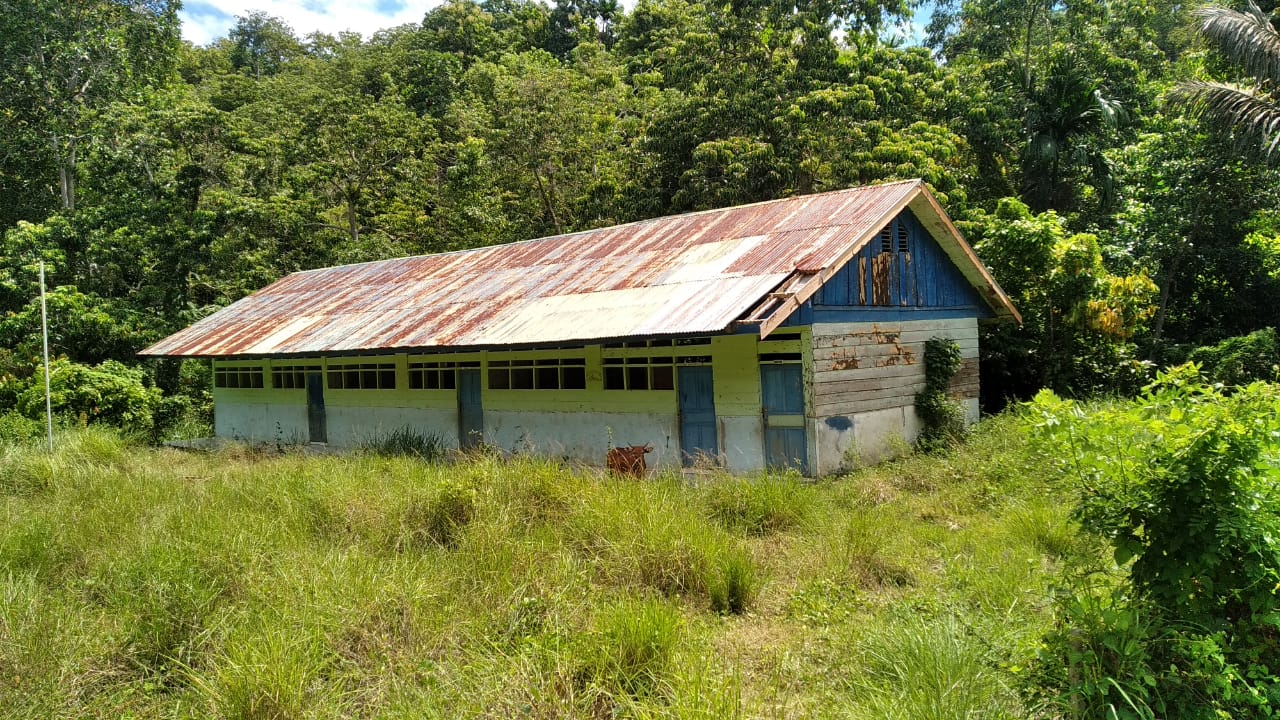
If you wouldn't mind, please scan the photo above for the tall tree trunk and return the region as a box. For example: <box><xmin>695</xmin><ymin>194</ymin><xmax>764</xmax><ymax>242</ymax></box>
<box><xmin>532</xmin><ymin>167</ymin><xmax>563</xmax><ymax>235</ymax></box>
<box><xmin>56</xmin><ymin>134</ymin><xmax>76</xmax><ymax>211</ymax></box>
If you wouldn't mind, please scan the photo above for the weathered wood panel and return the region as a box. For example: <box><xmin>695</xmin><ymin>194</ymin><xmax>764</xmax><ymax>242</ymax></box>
<box><xmin>811</xmin><ymin>318</ymin><xmax>979</xmax><ymax>416</ymax></box>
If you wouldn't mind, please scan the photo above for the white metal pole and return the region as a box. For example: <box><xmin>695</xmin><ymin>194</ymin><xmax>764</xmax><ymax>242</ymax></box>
<box><xmin>40</xmin><ymin>261</ymin><xmax>52</xmax><ymax>451</ymax></box>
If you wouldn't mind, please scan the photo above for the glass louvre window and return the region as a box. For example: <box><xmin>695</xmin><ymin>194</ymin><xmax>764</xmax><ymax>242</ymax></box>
<box><xmin>271</xmin><ymin>364</ymin><xmax>319</xmax><ymax>389</ymax></box>
<box><xmin>327</xmin><ymin>362</ymin><xmax>396</xmax><ymax>389</ymax></box>
<box><xmin>603</xmin><ymin>356</ymin><xmax>675</xmax><ymax>390</ymax></box>
<box><xmin>408</xmin><ymin>361</ymin><xmax>479</xmax><ymax>390</ymax></box>
<box><xmin>214</xmin><ymin>366</ymin><xmax>264</xmax><ymax>389</ymax></box>
<box><xmin>488</xmin><ymin>358</ymin><xmax>586</xmax><ymax>390</ymax></box>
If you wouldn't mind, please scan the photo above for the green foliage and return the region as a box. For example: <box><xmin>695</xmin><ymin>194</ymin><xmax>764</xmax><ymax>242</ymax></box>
<box><xmin>0</xmin><ymin>412</ymin><xmax>40</xmax><ymax>446</ymax></box>
<box><xmin>1027</xmin><ymin>370</ymin><xmax>1280</xmax><ymax>715</ymax></box>
<box><xmin>15</xmin><ymin>359</ymin><xmax>161</xmax><ymax>437</ymax></box>
<box><xmin>1187</xmin><ymin>327</ymin><xmax>1280</xmax><ymax>385</ymax></box>
<box><xmin>967</xmin><ymin>198</ymin><xmax>1157</xmax><ymax>403</ymax></box>
<box><xmin>914</xmin><ymin>337</ymin><xmax>968</xmax><ymax>450</ymax></box>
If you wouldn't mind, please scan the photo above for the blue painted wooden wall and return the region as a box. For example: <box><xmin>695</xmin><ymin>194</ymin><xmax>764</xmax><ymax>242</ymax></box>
<box><xmin>778</xmin><ymin>208</ymin><xmax>991</xmax><ymax>327</ymax></box>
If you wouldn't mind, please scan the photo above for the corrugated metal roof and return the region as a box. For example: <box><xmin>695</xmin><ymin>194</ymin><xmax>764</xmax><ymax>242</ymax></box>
<box><xmin>141</xmin><ymin>179</ymin><xmax>1015</xmax><ymax>358</ymax></box>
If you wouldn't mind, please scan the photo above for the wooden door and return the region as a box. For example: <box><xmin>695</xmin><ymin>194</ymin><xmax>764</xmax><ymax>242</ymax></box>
<box><xmin>306</xmin><ymin>371</ymin><xmax>327</xmax><ymax>443</ymax></box>
<box><xmin>761</xmin><ymin>363</ymin><xmax>807</xmax><ymax>473</ymax></box>
<box><xmin>457</xmin><ymin>369</ymin><xmax>483</xmax><ymax>449</ymax></box>
<box><xmin>678</xmin><ymin>366</ymin><xmax>718</xmax><ymax>466</ymax></box>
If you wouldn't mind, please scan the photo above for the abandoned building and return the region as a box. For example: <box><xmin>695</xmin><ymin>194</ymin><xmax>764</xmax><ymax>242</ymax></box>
<box><xmin>141</xmin><ymin>179</ymin><xmax>1020</xmax><ymax>475</ymax></box>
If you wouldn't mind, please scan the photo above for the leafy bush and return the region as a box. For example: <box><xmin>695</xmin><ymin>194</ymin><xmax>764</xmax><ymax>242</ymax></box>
<box><xmin>1187</xmin><ymin>327</ymin><xmax>1280</xmax><ymax>386</ymax></box>
<box><xmin>1027</xmin><ymin>368</ymin><xmax>1280</xmax><ymax>716</ymax></box>
<box><xmin>0</xmin><ymin>411</ymin><xmax>41</xmax><ymax>445</ymax></box>
<box><xmin>15</xmin><ymin>358</ymin><xmax>160</xmax><ymax>436</ymax></box>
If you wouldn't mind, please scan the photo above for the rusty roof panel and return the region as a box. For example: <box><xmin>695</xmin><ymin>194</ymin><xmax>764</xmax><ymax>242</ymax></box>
<box><xmin>142</xmin><ymin>180</ymin><xmax>995</xmax><ymax>358</ymax></box>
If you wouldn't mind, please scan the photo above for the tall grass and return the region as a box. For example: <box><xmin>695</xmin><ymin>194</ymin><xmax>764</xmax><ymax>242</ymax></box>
<box><xmin>0</xmin><ymin>417</ymin><xmax>1072</xmax><ymax>719</ymax></box>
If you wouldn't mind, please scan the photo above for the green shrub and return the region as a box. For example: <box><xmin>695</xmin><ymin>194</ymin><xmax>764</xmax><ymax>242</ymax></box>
<box><xmin>1187</xmin><ymin>327</ymin><xmax>1280</xmax><ymax>386</ymax></box>
<box><xmin>0</xmin><ymin>411</ymin><xmax>40</xmax><ymax>445</ymax></box>
<box><xmin>703</xmin><ymin>474</ymin><xmax>814</xmax><ymax>535</ymax></box>
<box><xmin>1028</xmin><ymin>369</ymin><xmax>1280</xmax><ymax>715</ymax></box>
<box><xmin>15</xmin><ymin>359</ymin><xmax>160</xmax><ymax>436</ymax></box>
<box><xmin>915</xmin><ymin>338</ymin><xmax>968</xmax><ymax>451</ymax></box>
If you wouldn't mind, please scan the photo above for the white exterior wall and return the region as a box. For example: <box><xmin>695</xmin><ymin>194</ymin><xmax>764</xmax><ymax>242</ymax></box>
<box><xmin>214</xmin><ymin>396</ymin><xmax>309</xmax><ymax>444</ymax></box>
<box><xmin>325</xmin><ymin>406</ymin><xmax>460</xmax><ymax>447</ymax></box>
<box><xmin>484</xmin><ymin>410</ymin><xmax>682</xmax><ymax>469</ymax></box>
<box><xmin>809</xmin><ymin>317</ymin><xmax>980</xmax><ymax>475</ymax></box>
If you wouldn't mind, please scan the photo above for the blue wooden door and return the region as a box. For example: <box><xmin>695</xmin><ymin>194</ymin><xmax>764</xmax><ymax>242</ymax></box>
<box><xmin>761</xmin><ymin>363</ymin><xmax>807</xmax><ymax>473</ymax></box>
<box><xmin>306</xmin><ymin>372</ymin><xmax>326</xmax><ymax>443</ymax></box>
<box><xmin>458</xmin><ymin>369</ymin><xmax>483</xmax><ymax>449</ymax></box>
<box><xmin>678</xmin><ymin>366</ymin><xmax>718</xmax><ymax>466</ymax></box>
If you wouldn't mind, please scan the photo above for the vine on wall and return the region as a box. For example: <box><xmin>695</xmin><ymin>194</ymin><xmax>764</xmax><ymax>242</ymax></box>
<box><xmin>914</xmin><ymin>337</ymin><xmax>966</xmax><ymax>450</ymax></box>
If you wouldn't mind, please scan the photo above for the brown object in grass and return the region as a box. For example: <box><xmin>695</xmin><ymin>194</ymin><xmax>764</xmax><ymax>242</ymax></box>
<box><xmin>606</xmin><ymin>444</ymin><xmax>653</xmax><ymax>477</ymax></box>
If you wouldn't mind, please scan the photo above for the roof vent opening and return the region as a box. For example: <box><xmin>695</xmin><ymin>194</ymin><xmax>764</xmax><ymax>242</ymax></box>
<box><xmin>896</xmin><ymin>222</ymin><xmax>910</xmax><ymax>253</ymax></box>
<box><xmin>879</xmin><ymin>226</ymin><xmax>893</xmax><ymax>253</ymax></box>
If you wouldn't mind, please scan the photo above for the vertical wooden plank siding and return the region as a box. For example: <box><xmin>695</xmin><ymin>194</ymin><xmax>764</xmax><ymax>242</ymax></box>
<box><xmin>814</xmin><ymin>209</ymin><xmax>986</xmax><ymax>310</ymax></box>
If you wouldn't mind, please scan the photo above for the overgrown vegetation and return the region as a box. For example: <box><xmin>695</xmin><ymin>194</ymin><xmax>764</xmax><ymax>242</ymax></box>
<box><xmin>0</xmin><ymin>415</ymin><xmax>1071</xmax><ymax>718</ymax></box>
<box><xmin>1027</xmin><ymin>369</ymin><xmax>1280</xmax><ymax>717</ymax></box>
<box><xmin>914</xmin><ymin>336</ymin><xmax>967</xmax><ymax>451</ymax></box>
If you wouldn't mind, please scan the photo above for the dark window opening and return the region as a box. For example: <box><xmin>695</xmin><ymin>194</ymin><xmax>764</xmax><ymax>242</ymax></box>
<box><xmin>328</xmin><ymin>363</ymin><xmax>396</xmax><ymax>389</ymax></box>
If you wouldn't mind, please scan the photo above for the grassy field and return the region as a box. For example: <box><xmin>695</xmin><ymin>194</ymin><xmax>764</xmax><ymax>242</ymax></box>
<box><xmin>0</xmin><ymin>416</ymin><xmax>1085</xmax><ymax>719</ymax></box>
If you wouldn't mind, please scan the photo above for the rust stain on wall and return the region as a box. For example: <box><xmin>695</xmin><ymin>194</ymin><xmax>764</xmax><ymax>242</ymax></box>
<box><xmin>871</xmin><ymin>253</ymin><xmax>892</xmax><ymax>305</ymax></box>
<box><xmin>831</xmin><ymin>356</ymin><xmax>860</xmax><ymax>371</ymax></box>
<box><xmin>857</xmin><ymin>258</ymin><xmax>867</xmax><ymax>305</ymax></box>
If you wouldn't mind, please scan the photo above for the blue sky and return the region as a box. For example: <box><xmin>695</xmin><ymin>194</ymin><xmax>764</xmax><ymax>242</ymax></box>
<box><xmin>180</xmin><ymin>0</ymin><xmax>931</xmax><ymax>48</ymax></box>
<box><xmin>180</xmin><ymin>0</ymin><xmax>441</xmax><ymax>45</ymax></box>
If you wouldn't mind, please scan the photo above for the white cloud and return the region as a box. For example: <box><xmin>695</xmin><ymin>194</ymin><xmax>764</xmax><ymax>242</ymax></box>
<box><xmin>180</xmin><ymin>0</ymin><xmax>444</xmax><ymax>46</ymax></box>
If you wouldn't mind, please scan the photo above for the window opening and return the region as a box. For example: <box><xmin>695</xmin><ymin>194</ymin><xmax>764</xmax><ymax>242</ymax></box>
<box><xmin>897</xmin><ymin>222</ymin><xmax>910</xmax><ymax>253</ymax></box>
<box><xmin>214</xmin><ymin>365</ymin><xmax>264</xmax><ymax>389</ymax></box>
<box><xmin>488</xmin><ymin>357</ymin><xmax>586</xmax><ymax>390</ymax></box>
<box><xmin>604</xmin><ymin>356</ymin><xmax>675</xmax><ymax>390</ymax></box>
<box><xmin>880</xmin><ymin>225</ymin><xmax>893</xmax><ymax>253</ymax></box>
<box><xmin>408</xmin><ymin>360</ymin><xmax>479</xmax><ymax>390</ymax></box>
<box><xmin>271</xmin><ymin>364</ymin><xmax>319</xmax><ymax>389</ymax></box>
<box><xmin>327</xmin><ymin>362</ymin><xmax>396</xmax><ymax>390</ymax></box>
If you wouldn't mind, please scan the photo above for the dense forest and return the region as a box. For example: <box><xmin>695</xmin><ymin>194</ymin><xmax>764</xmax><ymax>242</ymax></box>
<box><xmin>3</xmin><ymin>0</ymin><xmax>1280</xmax><ymax>430</ymax></box>
<box><xmin>5</xmin><ymin>3</ymin><xmax>1280</xmax><ymax>717</ymax></box>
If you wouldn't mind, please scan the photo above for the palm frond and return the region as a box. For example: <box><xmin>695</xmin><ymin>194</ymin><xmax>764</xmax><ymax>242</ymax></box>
<box><xmin>1168</xmin><ymin>79</ymin><xmax>1280</xmax><ymax>155</ymax></box>
<box><xmin>1195</xmin><ymin>2</ymin><xmax>1280</xmax><ymax>86</ymax></box>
